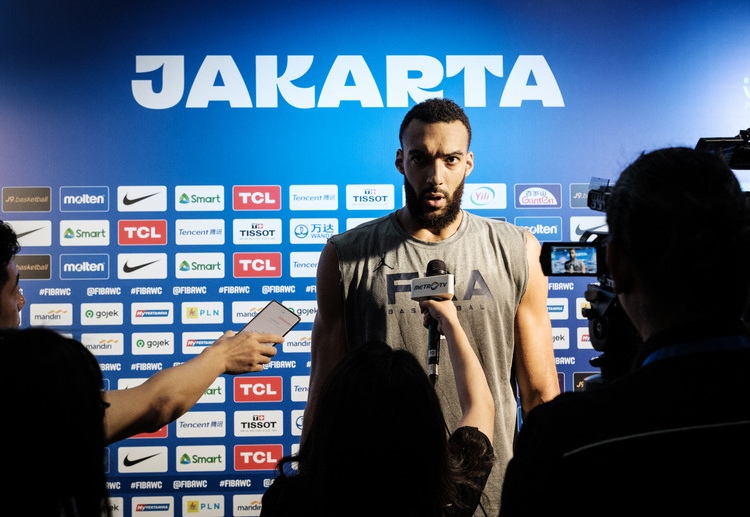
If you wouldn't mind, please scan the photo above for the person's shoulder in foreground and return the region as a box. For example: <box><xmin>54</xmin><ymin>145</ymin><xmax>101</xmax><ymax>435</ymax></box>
<box><xmin>499</xmin><ymin>146</ymin><xmax>750</xmax><ymax>515</ymax></box>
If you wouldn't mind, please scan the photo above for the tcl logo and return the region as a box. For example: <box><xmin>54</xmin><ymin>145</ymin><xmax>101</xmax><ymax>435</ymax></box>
<box><xmin>234</xmin><ymin>444</ymin><xmax>283</xmax><ymax>471</ymax></box>
<box><xmin>233</xmin><ymin>186</ymin><xmax>281</xmax><ymax>210</ymax></box>
<box><xmin>233</xmin><ymin>252</ymin><xmax>282</xmax><ymax>278</ymax></box>
<box><xmin>234</xmin><ymin>377</ymin><xmax>283</xmax><ymax>402</ymax></box>
<box><xmin>118</xmin><ymin>220</ymin><xmax>168</xmax><ymax>245</ymax></box>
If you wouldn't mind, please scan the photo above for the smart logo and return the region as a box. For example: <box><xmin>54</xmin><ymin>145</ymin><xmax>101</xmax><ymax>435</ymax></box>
<box><xmin>233</xmin><ymin>186</ymin><xmax>281</xmax><ymax>210</ymax></box>
<box><xmin>175</xmin><ymin>185</ymin><xmax>224</xmax><ymax>211</ymax></box>
<box><xmin>176</xmin><ymin>445</ymin><xmax>226</xmax><ymax>472</ymax></box>
<box><xmin>175</xmin><ymin>252</ymin><xmax>225</xmax><ymax>279</ymax></box>
<box><xmin>60</xmin><ymin>220</ymin><xmax>110</xmax><ymax>246</ymax></box>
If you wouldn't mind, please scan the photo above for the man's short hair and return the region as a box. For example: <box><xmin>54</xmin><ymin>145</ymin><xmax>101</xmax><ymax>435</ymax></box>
<box><xmin>0</xmin><ymin>221</ymin><xmax>20</xmax><ymax>289</ymax></box>
<box><xmin>399</xmin><ymin>98</ymin><xmax>472</xmax><ymax>148</ymax></box>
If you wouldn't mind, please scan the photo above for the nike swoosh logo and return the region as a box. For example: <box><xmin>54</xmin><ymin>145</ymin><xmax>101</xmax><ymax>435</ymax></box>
<box><xmin>123</xmin><ymin>453</ymin><xmax>160</xmax><ymax>467</ymax></box>
<box><xmin>574</xmin><ymin>223</ymin><xmax>607</xmax><ymax>236</ymax></box>
<box><xmin>123</xmin><ymin>260</ymin><xmax>159</xmax><ymax>273</ymax></box>
<box><xmin>122</xmin><ymin>192</ymin><xmax>159</xmax><ymax>206</ymax></box>
<box><xmin>16</xmin><ymin>227</ymin><xmax>44</xmax><ymax>239</ymax></box>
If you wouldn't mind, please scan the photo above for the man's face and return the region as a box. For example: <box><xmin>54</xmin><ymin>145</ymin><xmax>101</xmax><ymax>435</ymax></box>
<box><xmin>396</xmin><ymin>120</ymin><xmax>473</xmax><ymax>230</ymax></box>
<box><xmin>0</xmin><ymin>260</ymin><xmax>25</xmax><ymax>328</ymax></box>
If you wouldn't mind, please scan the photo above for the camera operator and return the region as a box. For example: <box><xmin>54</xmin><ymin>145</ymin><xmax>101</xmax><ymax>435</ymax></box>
<box><xmin>499</xmin><ymin>146</ymin><xmax>750</xmax><ymax>515</ymax></box>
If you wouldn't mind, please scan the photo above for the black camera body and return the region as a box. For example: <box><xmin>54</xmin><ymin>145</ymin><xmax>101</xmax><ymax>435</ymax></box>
<box><xmin>541</xmin><ymin>179</ymin><xmax>638</xmax><ymax>388</ymax></box>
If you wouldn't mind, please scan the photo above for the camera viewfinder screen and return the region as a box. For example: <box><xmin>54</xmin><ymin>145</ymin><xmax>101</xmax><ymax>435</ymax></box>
<box><xmin>549</xmin><ymin>245</ymin><xmax>598</xmax><ymax>275</ymax></box>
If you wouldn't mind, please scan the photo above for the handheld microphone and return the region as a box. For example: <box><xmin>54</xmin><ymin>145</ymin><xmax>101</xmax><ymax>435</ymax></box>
<box><xmin>410</xmin><ymin>259</ymin><xmax>454</xmax><ymax>385</ymax></box>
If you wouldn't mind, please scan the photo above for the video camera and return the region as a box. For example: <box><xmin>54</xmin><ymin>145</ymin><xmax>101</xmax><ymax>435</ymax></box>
<box><xmin>541</xmin><ymin>178</ymin><xmax>639</xmax><ymax>389</ymax></box>
<box><xmin>540</xmin><ymin>128</ymin><xmax>750</xmax><ymax>389</ymax></box>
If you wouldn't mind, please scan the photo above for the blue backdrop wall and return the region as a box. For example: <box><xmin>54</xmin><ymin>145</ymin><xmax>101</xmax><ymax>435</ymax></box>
<box><xmin>1</xmin><ymin>1</ymin><xmax>748</xmax><ymax>515</ymax></box>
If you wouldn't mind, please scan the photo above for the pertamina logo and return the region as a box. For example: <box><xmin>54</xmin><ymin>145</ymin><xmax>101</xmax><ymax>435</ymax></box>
<box><xmin>232</xmin><ymin>186</ymin><xmax>281</xmax><ymax>210</ymax></box>
<box><xmin>233</xmin><ymin>252</ymin><xmax>282</xmax><ymax>278</ymax></box>
<box><xmin>234</xmin><ymin>444</ymin><xmax>283</xmax><ymax>471</ymax></box>
<box><xmin>234</xmin><ymin>377</ymin><xmax>283</xmax><ymax>402</ymax></box>
<box><xmin>118</xmin><ymin>220</ymin><xmax>167</xmax><ymax>245</ymax></box>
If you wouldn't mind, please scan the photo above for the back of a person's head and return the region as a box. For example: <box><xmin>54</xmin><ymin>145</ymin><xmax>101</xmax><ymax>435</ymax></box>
<box><xmin>0</xmin><ymin>220</ymin><xmax>21</xmax><ymax>288</ymax></box>
<box><xmin>606</xmin><ymin>147</ymin><xmax>750</xmax><ymax>319</ymax></box>
<box><xmin>298</xmin><ymin>341</ymin><xmax>447</xmax><ymax>515</ymax></box>
<box><xmin>1</xmin><ymin>327</ymin><xmax>110</xmax><ymax>516</ymax></box>
<box><xmin>399</xmin><ymin>97</ymin><xmax>472</xmax><ymax>148</ymax></box>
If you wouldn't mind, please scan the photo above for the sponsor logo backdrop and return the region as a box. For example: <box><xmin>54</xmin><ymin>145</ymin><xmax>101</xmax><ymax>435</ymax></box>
<box><xmin>2</xmin><ymin>1</ymin><xmax>749</xmax><ymax>515</ymax></box>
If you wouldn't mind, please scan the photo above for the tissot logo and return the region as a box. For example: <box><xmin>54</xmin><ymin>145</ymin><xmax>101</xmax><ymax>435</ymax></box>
<box><xmin>232</xmin><ymin>186</ymin><xmax>281</xmax><ymax>210</ymax></box>
<box><xmin>234</xmin><ymin>410</ymin><xmax>283</xmax><ymax>437</ymax></box>
<box><xmin>117</xmin><ymin>186</ymin><xmax>167</xmax><ymax>212</ymax></box>
<box><xmin>118</xmin><ymin>446</ymin><xmax>168</xmax><ymax>473</ymax></box>
<box><xmin>233</xmin><ymin>252</ymin><xmax>282</xmax><ymax>278</ymax></box>
<box><xmin>234</xmin><ymin>444</ymin><xmax>283</xmax><ymax>471</ymax></box>
<box><xmin>118</xmin><ymin>220</ymin><xmax>168</xmax><ymax>245</ymax></box>
<box><xmin>1</xmin><ymin>186</ymin><xmax>51</xmax><ymax>212</ymax></box>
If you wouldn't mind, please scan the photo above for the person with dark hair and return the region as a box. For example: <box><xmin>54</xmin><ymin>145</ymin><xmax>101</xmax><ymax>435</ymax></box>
<box><xmin>304</xmin><ymin>97</ymin><xmax>560</xmax><ymax>515</ymax></box>
<box><xmin>3</xmin><ymin>327</ymin><xmax>112</xmax><ymax>516</ymax></box>
<box><xmin>0</xmin><ymin>219</ymin><xmax>285</xmax><ymax>444</ymax></box>
<box><xmin>261</xmin><ymin>297</ymin><xmax>495</xmax><ymax>517</ymax></box>
<box><xmin>0</xmin><ymin>220</ymin><xmax>26</xmax><ymax>328</ymax></box>
<box><xmin>499</xmin><ymin>147</ymin><xmax>750</xmax><ymax>515</ymax></box>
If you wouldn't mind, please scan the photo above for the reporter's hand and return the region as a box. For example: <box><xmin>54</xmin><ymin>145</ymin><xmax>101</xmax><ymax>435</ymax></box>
<box><xmin>209</xmin><ymin>330</ymin><xmax>283</xmax><ymax>374</ymax></box>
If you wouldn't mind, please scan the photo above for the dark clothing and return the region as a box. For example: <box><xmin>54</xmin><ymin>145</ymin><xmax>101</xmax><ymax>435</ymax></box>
<box><xmin>261</xmin><ymin>426</ymin><xmax>494</xmax><ymax>517</ymax></box>
<box><xmin>499</xmin><ymin>321</ymin><xmax>750</xmax><ymax>515</ymax></box>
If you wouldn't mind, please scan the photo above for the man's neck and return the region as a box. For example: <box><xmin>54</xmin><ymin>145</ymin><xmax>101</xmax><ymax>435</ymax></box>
<box><xmin>395</xmin><ymin>208</ymin><xmax>464</xmax><ymax>242</ymax></box>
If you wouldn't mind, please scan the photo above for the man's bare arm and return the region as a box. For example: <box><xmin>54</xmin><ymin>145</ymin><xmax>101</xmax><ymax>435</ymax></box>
<box><xmin>513</xmin><ymin>231</ymin><xmax>560</xmax><ymax>417</ymax></box>
<box><xmin>301</xmin><ymin>241</ymin><xmax>348</xmax><ymax>444</ymax></box>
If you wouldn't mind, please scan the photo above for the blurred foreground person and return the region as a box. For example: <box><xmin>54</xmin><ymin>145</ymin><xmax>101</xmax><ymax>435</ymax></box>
<box><xmin>500</xmin><ymin>147</ymin><xmax>750</xmax><ymax>515</ymax></box>
<box><xmin>262</xmin><ymin>297</ymin><xmax>495</xmax><ymax>517</ymax></box>
<box><xmin>3</xmin><ymin>327</ymin><xmax>112</xmax><ymax>517</ymax></box>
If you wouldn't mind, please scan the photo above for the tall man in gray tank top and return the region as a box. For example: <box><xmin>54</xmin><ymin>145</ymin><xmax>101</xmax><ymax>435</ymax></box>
<box><xmin>303</xmin><ymin>97</ymin><xmax>561</xmax><ymax>516</ymax></box>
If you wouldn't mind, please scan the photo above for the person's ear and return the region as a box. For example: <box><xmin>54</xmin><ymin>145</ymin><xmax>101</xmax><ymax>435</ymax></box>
<box><xmin>395</xmin><ymin>149</ymin><xmax>405</xmax><ymax>175</ymax></box>
<box><xmin>605</xmin><ymin>239</ymin><xmax>634</xmax><ymax>294</ymax></box>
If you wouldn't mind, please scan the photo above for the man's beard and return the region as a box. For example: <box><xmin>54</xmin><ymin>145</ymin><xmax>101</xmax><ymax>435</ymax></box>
<box><xmin>403</xmin><ymin>177</ymin><xmax>465</xmax><ymax>231</ymax></box>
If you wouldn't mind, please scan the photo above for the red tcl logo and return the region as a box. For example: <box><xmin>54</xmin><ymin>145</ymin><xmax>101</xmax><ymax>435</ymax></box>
<box><xmin>118</xmin><ymin>220</ymin><xmax>167</xmax><ymax>245</ymax></box>
<box><xmin>233</xmin><ymin>252</ymin><xmax>282</xmax><ymax>278</ymax></box>
<box><xmin>234</xmin><ymin>444</ymin><xmax>283</xmax><ymax>471</ymax></box>
<box><xmin>233</xmin><ymin>186</ymin><xmax>281</xmax><ymax>210</ymax></box>
<box><xmin>234</xmin><ymin>376</ymin><xmax>283</xmax><ymax>402</ymax></box>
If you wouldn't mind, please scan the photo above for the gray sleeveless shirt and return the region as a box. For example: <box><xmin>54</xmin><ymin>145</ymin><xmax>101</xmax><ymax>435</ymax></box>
<box><xmin>328</xmin><ymin>210</ymin><xmax>529</xmax><ymax>516</ymax></box>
